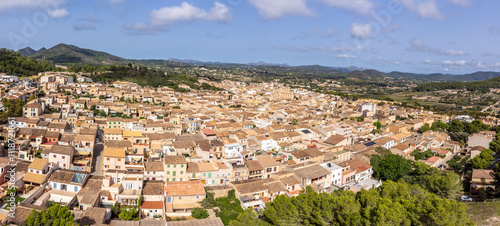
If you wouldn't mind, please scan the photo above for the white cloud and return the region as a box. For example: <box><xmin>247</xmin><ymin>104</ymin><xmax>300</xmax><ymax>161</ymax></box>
<box><xmin>336</xmin><ymin>54</ymin><xmax>357</xmax><ymax>59</ymax></box>
<box><xmin>445</xmin><ymin>49</ymin><xmax>464</xmax><ymax>56</ymax></box>
<box><xmin>150</xmin><ymin>2</ymin><xmax>231</xmax><ymax>26</ymax></box>
<box><xmin>125</xmin><ymin>2</ymin><xmax>232</xmax><ymax>34</ymax></box>
<box><xmin>410</xmin><ymin>38</ymin><xmax>465</xmax><ymax>56</ymax></box>
<box><xmin>322</xmin><ymin>0</ymin><xmax>374</xmax><ymax>15</ymax></box>
<box><xmin>476</xmin><ymin>62</ymin><xmax>487</xmax><ymax>69</ymax></box>
<box><xmin>397</xmin><ymin>0</ymin><xmax>443</xmax><ymax>19</ymax></box>
<box><xmin>350</xmin><ymin>23</ymin><xmax>372</xmax><ymax>39</ymax></box>
<box><xmin>48</xmin><ymin>8</ymin><xmax>69</xmax><ymax>18</ymax></box>
<box><xmin>441</xmin><ymin>60</ymin><xmax>466</xmax><ymax>67</ymax></box>
<box><xmin>248</xmin><ymin>0</ymin><xmax>314</xmax><ymax>19</ymax></box>
<box><xmin>448</xmin><ymin>0</ymin><xmax>471</xmax><ymax>6</ymax></box>
<box><xmin>0</xmin><ymin>0</ymin><xmax>69</xmax><ymax>18</ymax></box>
<box><xmin>73</xmin><ymin>23</ymin><xmax>96</xmax><ymax>31</ymax></box>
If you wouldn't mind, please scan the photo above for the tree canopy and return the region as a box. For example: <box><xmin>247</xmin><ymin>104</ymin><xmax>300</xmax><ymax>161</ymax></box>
<box><xmin>25</xmin><ymin>203</ymin><xmax>74</xmax><ymax>226</ymax></box>
<box><xmin>370</xmin><ymin>153</ymin><xmax>412</xmax><ymax>181</ymax></box>
<box><xmin>232</xmin><ymin>181</ymin><xmax>472</xmax><ymax>226</ymax></box>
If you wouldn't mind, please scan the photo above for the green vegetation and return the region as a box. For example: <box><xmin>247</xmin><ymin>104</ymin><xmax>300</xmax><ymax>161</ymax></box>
<box><xmin>90</xmin><ymin>65</ymin><xmax>221</xmax><ymax>92</ymax></box>
<box><xmin>0</xmin><ymin>98</ymin><xmax>25</xmax><ymax>123</ymax></box>
<box><xmin>371</xmin><ymin>152</ymin><xmax>412</xmax><ymax>181</ymax></box>
<box><xmin>410</xmin><ymin>149</ymin><xmax>434</xmax><ymax>160</ymax></box>
<box><xmin>402</xmin><ymin>162</ymin><xmax>463</xmax><ymax>200</ymax></box>
<box><xmin>202</xmin><ymin>189</ymin><xmax>244</xmax><ymax>225</ymax></box>
<box><xmin>25</xmin><ymin>203</ymin><xmax>74</xmax><ymax>226</ymax></box>
<box><xmin>471</xmin><ymin>149</ymin><xmax>495</xmax><ymax>169</ymax></box>
<box><xmin>230</xmin><ymin>181</ymin><xmax>472</xmax><ymax>226</ymax></box>
<box><xmin>415</xmin><ymin>75</ymin><xmax>500</xmax><ymax>93</ymax></box>
<box><xmin>191</xmin><ymin>207</ymin><xmax>209</xmax><ymax>219</ymax></box>
<box><xmin>0</xmin><ymin>48</ymin><xmax>54</xmax><ymax>76</ymax></box>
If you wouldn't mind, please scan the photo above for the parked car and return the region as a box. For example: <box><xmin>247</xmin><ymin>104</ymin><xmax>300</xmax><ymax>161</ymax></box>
<box><xmin>461</xmin><ymin>196</ymin><xmax>473</xmax><ymax>202</ymax></box>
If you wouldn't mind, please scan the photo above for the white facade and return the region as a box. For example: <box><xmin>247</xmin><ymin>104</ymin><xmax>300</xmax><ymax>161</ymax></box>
<box><xmin>321</xmin><ymin>162</ymin><xmax>343</xmax><ymax>186</ymax></box>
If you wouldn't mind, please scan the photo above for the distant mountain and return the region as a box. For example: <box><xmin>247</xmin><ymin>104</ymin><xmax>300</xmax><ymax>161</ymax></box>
<box><xmin>15</xmin><ymin>43</ymin><xmax>500</xmax><ymax>83</ymax></box>
<box><xmin>28</xmin><ymin>43</ymin><xmax>127</xmax><ymax>65</ymax></box>
<box><xmin>18</xmin><ymin>47</ymin><xmax>46</xmax><ymax>56</ymax></box>
<box><xmin>247</xmin><ymin>61</ymin><xmax>290</xmax><ymax>67</ymax></box>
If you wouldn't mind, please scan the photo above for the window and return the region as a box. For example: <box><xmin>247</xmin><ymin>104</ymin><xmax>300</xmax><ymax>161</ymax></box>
<box><xmin>53</xmin><ymin>183</ymin><xmax>57</xmax><ymax>189</ymax></box>
<box><xmin>106</xmin><ymin>158</ymin><xmax>110</xmax><ymax>161</ymax></box>
<box><xmin>180</xmin><ymin>164</ymin><xmax>184</xmax><ymax>168</ymax></box>
<box><xmin>192</xmin><ymin>173</ymin><xmax>195</xmax><ymax>177</ymax></box>
<box><xmin>166</xmin><ymin>178</ymin><xmax>169</xmax><ymax>182</ymax></box>
<box><xmin>196</xmin><ymin>195</ymin><xmax>199</xmax><ymax>199</ymax></box>
<box><xmin>173</xmin><ymin>171</ymin><xmax>176</xmax><ymax>176</ymax></box>
<box><xmin>74</xmin><ymin>186</ymin><xmax>78</xmax><ymax>192</ymax></box>
<box><xmin>167</xmin><ymin>171</ymin><xmax>170</xmax><ymax>175</ymax></box>
<box><xmin>53</xmin><ymin>155</ymin><xmax>56</xmax><ymax>158</ymax></box>
<box><xmin>167</xmin><ymin>165</ymin><xmax>170</xmax><ymax>168</ymax></box>
<box><xmin>180</xmin><ymin>171</ymin><xmax>183</xmax><ymax>174</ymax></box>
<box><xmin>179</xmin><ymin>197</ymin><xmax>181</xmax><ymax>200</ymax></box>
<box><xmin>118</xmin><ymin>158</ymin><xmax>121</xmax><ymax>161</ymax></box>
<box><xmin>173</xmin><ymin>165</ymin><xmax>176</xmax><ymax>168</ymax></box>
<box><xmin>62</xmin><ymin>156</ymin><xmax>65</xmax><ymax>159</ymax></box>
<box><xmin>172</xmin><ymin>178</ymin><xmax>176</xmax><ymax>181</ymax></box>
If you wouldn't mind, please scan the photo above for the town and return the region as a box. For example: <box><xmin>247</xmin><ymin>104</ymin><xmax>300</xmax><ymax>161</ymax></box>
<box><xmin>0</xmin><ymin>69</ymin><xmax>494</xmax><ymax>225</ymax></box>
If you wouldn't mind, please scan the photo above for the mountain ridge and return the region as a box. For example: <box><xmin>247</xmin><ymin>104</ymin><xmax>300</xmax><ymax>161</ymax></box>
<box><xmin>17</xmin><ymin>43</ymin><xmax>500</xmax><ymax>82</ymax></box>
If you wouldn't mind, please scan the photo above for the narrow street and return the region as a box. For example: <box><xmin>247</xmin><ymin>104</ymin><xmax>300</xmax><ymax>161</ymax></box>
<box><xmin>92</xmin><ymin>143</ymin><xmax>104</xmax><ymax>176</ymax></box>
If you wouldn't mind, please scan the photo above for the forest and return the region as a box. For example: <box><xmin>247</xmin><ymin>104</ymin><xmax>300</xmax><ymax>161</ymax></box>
<box><xmin>0</xmin><ymin>48</ymin><xmax>56</xmax><ymax>76</ymax></box>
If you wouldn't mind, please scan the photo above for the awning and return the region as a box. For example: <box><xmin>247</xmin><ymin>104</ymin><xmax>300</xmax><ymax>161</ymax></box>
<box><xmin>73</xmin><ymin>160</ymin><xmax>89</xmax><ymax>165</ymax></box>
<box><xmin>78</xmin><ymin>151</ymin><xmax>91</xmax><ymax>156</ymax></box>
<box><xmin>132</xmin><ymin>157</ymin><xmax>143</xmax><ymax>161</ymax></box>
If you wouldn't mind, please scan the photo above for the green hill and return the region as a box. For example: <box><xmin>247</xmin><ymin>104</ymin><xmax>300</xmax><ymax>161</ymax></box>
<box><xmin>30</xmin><ymin>43</ymin><xmax>127</xmax><ymax>65</ymax></box>
<box><xmin>0</xmin><ymin>48</ymin><xmax>55</xmax><ymax>76</ymax></box>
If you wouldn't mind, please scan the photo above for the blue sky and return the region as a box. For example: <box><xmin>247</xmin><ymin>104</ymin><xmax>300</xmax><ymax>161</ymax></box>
<box><xmin>1</xmin><ymin>0</ymin><xmax>499</xmax><ymax>74</ymax></box>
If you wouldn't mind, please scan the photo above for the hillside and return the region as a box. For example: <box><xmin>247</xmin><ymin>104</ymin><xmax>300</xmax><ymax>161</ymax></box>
<box><xmin>0</xmin><ymin>48</ymin><xmax>55</xmax><ymax>76</ymax></box>
<box><xmin>29</xmin><ymin>43</ymin><xmax>127</xmax><ymax>65</ymax></box>
<box><xmin>90</xmin><ymin>65</ymin><xmax>222</xmax><ymax>92</ymax></box>
<box><xmin>414</xmin><ymin>75</ymin><xmax>500</xmax><ymax>92</ymax></box>
<box><xmin>18</xmin><ymin>47</ymin><xmax>47</xmax><ymax>57</ymax></box>
<box><xmin>15</xmin><ymin>43</ymin><xmax>500</xmax><ymax>83</ymax></box>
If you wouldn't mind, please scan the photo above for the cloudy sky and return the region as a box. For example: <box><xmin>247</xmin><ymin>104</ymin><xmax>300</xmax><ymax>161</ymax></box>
<box><xmin>1</xmin><ymin>0</ymin><xmax>499</xmax><ymax>74</ymax></box>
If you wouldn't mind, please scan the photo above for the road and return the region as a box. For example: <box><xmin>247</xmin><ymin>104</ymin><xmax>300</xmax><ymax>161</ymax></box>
<box><xmin>481</xmin><ymin>100</ymin><xmax>500</xmax><ymax>113</ymax></box>
<box><xmin>92</xmin><ymin>142</ymin><xmax>104</xmax><ymax>176</ymax></box>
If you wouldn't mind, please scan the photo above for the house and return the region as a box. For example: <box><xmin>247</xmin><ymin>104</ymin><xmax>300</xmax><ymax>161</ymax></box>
<box><xmin>338</xmin><ymin>159</ymin><xmax>373</xmax><ymax>185</ymax></box>
<box><xmin>49</xmin><ymin>145</ymin><xmax>75</xmax><ymax>170</ymax></box>
<box><xmin>292</xmin><ymin>163</ymin><xmax>333</xmax><ymax>188</ymax></box>
<box><xmin>22</xmin><ymin>159</ymin><xmax>51</xmax><ymax>186</ymax></box>
<box><xmin>48</xmin><ymin>169</ymin><xmax>89</xmax><ymax>193</ymax></box>
<box><xmin>24</xmin><ymin>103</ymin><xmax>42</xmax><ymax>118</ymax></box>
<box><xmin>144</xmin><ymin>161</ymin><xmax>164</xmax><ymax>181</ymax></box>
<box><xmin>323</xmin><ymin>135</ymin><xmax>350</xmax><ymax>147</ymax></box>
<box><xmin>245</xmin><ymin>160</ymin><xmax>264</xmax><ymax>179</ymax></box>
<box><xmin>470</xmin><ymin>169</ymin><xmax>495</xmax><ymax>192</ymax></box>
<box><xmin>164</xmin><ymin>180</ymin><xmax>206</xmax><ymax>216</ymax></box>
<box><xmin>256</xmin><ymin>155</ymin><xmax>280</xmax><ymax>178</ymax></box>
<box><xmin>104</xmin><ymin>128</ymin><xmax>123</xmax><ymax>141</ymax></box>
<box><xmin>103</xmin><ymin>148</ymin><xmax>126</xmax><ymax>171</ymax></box>
<box><xmin>320</xmin><ymin>162</ymin><xmax>343</xmax><ymax>187</ymax></box>
<box><xmin>77</xmin><ymin>176</ymin><xmax>103</xmax><ymax>210</ymax></box>
<box><xmin>141</xmin><ymin>181</ymin><xmax>165</xmax><ymax>219</ymax></box>
<box><xmin>164</xmin><ymin>155</ymin><xmax>187</xmax><ymax>182</ymax></box>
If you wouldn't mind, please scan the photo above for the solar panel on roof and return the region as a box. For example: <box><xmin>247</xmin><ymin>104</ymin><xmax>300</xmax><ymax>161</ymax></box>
<box><xmin>71</xmin><ymin>172</ymin><xmax>85</xmax><ymax>184</ymax></box>
<box><xmin>302</xmin><ymin>130</ymin><xmax>311</xmax><ymax>134</ymax></box>
<box><xmin>364</xmin><ymin>141</ymin><xmax>376</xmax><ymax>147</ymax></box>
